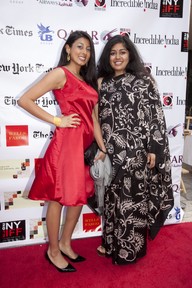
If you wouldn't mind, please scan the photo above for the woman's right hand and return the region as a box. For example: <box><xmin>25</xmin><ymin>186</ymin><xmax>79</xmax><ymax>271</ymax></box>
<box><xmin>94</xmin><ymin>150</ymin><xmax>107</xmax><ymax>162</ymax></box>
<box><xmin>59</xmin><ymin>113</ymin><xmax>81</xmax><ymax>128</ymax></box>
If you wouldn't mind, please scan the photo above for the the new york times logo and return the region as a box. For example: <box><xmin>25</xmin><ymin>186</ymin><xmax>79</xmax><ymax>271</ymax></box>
<box><xmin>33</xmin><ymin>130</ymin><xmax>54</xmax><ymax>139</ymax></box>
<box><xmin>0</xmin><ymin>220</ymin><xmax>25</xmax><ymax>242</ymax></box>
<box><xmin>0</xmin><ymin>25</ymin><xmax>33</xmax><ymax>37</ymax></box>
<box><xmin>159</xmin><ymin>0</ymin><xmax>183</xmax><ymax>18</ymax></box>
<box><xmin>0</xmin><ymin>63</ymin><xmax>53</xmax><ymax>75</ymax></box>
<box><xmin>35</xmin><ymin>96</ymin><xmax>58</xmax><ymax>108</ymax></box>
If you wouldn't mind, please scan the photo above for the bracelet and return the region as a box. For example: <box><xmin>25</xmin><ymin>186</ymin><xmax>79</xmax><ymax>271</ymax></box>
<box><xmin>53</xmin><ymin>116</ymin><xmax>62</xmax><ymax>127</ymax></box>
<box><xmin>99</xmin><ymin>148</ymin><xmax>107</xmax><ymax>154</ymax></box>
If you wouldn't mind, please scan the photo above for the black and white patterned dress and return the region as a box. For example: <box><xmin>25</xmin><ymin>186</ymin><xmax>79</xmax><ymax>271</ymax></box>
<box><xmin>99</xmin><ymin>73</ymin><xmax>174</xmax><ymax>264</ymax></box>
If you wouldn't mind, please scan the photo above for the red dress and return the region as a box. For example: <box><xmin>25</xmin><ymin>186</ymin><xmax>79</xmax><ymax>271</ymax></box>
<box><xmin>28</xmin><ymin>67</ymin><xmax>98</xmax><ymax>206</ymax></box>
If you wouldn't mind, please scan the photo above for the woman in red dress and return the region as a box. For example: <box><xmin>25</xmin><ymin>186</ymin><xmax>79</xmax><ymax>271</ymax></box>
<box><xmin>18</xmin><ymin>31</ymin><xmax>107</xmax><ymax>272</ymax></box>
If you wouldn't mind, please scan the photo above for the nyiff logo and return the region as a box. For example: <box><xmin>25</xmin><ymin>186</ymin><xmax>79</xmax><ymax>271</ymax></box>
<box><xmin>37</xmin><ymin>23</ymin><xmax>54</xmax><ymax>42</ymax></box>
<box><xmin>181</xmin><ymin>32</ymin><xmax>188</xmax><ymax>52</ymax></box>
<box><xmin>0</xmin><ymin>220</ymin><xmax>26</xmax><ymax>242</ymax></box>
<box><xmin>159</xmin><ymin>0</ymin><xmax>183</xmax><ymax>18</ymax></box>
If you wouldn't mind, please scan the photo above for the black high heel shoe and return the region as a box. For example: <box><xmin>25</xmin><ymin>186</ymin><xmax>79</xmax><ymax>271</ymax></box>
<box><xmin>45</xmin><ymin>252</ymin><xmax>76</xmax><ymax>272</ymax></box>
<box><xmin>60</xmin><ymin>250</ymin><xmax>86</xmax><ymax>263</ymax></box>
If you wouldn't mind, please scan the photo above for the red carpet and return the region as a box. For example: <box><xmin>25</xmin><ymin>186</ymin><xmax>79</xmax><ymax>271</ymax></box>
<box><xmin>0</xmin><ymin>222</ymin><xmax>192</xmax><ymax>288</ymax></box>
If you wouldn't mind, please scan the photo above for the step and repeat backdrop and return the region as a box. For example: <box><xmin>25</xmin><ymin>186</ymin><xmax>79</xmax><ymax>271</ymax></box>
<box><xmin>0</xmin><ymin>0</ymin><xmax>190</xmax><ymax>248</ymax></box>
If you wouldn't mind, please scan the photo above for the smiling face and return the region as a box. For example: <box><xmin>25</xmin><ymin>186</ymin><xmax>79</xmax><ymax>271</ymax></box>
<box><xmin>109</xmin><ymin>42</ymin><xmax>129</xmax><ymax>76</ymax></box>
<box><xmin>66</xmin><ymin>37</ymin><xmax>91</xmax><ymax>67</ymax></box>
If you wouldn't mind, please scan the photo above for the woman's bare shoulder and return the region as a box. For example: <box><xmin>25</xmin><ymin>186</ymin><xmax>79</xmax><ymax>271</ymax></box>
<box><xmin>49</xmin><ymin>66</ymin><xmax>66</xmax><ymax>89</ymax></box>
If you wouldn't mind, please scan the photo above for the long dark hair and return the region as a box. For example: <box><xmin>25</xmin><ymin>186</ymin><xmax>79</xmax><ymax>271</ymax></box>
<box><xmin>57</xmin><ymin>30</ymin><xmax>97</xmax><ymax>91</ymax></box>
<box><xmin>97</xmin><ymin>34</ymin><xmax>152</xmax><ymax>80</ymax></box>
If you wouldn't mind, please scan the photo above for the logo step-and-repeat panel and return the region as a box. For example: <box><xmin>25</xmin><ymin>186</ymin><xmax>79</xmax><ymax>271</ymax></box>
<box><xmin>0</xmin><ymin>0</ymin><xmax>190</xmax><ymax>247</ymax></box>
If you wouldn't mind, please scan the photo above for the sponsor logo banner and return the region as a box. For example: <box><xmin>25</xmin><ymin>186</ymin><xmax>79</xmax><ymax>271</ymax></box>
<box><xmin>6</xmin><ymin>125</ymin><xmax>29</xmax><ymax>146</ymax></box>
<box><xmin>0</xmin><ymin>220</ymin><xmax>26</xmax><ymax>242</ymax></box>
<box><xmin>29</xmin><ymin>218</ymin><xmax>47</xmax><ymax>240</ymax></box>
<box><xmin>0</xmin><ymin>159</ymin><xmax>30</xmax><ymax>179</ymax></box>
<box><xmin>181</xmin><ymin>32</ymin><xmax>188</xmax><ymax>52</ymax></box>
<box><xmin>83</xmin><ymin>213</ymin><xmax>101</xmax><ymax>232</ymax></box>
<box><xmin>4</xmin><ymin>191</ymin><xmax>44</xmax><ymax>210</ymax></box>
<box><xmin>159</xmin><ymin>0</ymin><xmax>183</xmax><ymax>18</ymax></box>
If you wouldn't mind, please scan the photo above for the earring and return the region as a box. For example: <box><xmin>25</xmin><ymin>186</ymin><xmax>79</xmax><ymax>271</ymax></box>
<box><xmin>67</xmin><ymin>54</ymin><xmax>70</xmax><ymax>62</ymax></box>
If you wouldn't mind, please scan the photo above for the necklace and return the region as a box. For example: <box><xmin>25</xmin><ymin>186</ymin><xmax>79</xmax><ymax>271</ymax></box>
<box><xmin>65</xmin><ymin>67</ymin><xmax>83</xmax><ymax>81</ymax></box>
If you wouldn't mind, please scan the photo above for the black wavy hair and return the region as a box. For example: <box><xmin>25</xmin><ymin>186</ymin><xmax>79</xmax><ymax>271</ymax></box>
<box><xmin>57</xmin><ymin>30</ymin><xmax>97</xmax><ymax>91</ymax></box>
<box><xmin>97</xmin><ymin>34</ymin><xmax>152</xmax><ymax>80</ymax></box>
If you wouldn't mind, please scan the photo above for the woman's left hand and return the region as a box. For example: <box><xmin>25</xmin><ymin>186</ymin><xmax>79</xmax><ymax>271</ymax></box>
<box><xmin>147</xmin><ymin>153</ymin><xmax>156</xmax><ymax>169</ymax></box>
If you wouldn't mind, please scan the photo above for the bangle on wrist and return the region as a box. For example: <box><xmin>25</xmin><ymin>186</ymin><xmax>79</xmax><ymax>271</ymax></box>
<box><xmin>99</xmin><ymin>148</ymin><xmax>107</xmax><ymax>154</ymax></box>
<box><xmin>53</xmin><ymin>116</ymin><xmax>61</xmax><ymax>127</ymax></box>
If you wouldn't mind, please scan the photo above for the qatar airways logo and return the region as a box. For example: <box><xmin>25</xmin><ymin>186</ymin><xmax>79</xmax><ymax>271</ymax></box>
<box><xmin>36</xmin><ymin>0</ymin><xmax>72</xmax><ymax>6</ymax></box>
<box><xmin>171</xmin><ymin>155</ymin><xmax>183</xmax><ymax>167</ymax></box>
<box><xmin>57</xmin><ymin>29</ymin><xmax>100</xmax><ymax>45</ymax></box>
<box><xmin>167</xmin><ymin>124</ymin><xmax>181</xmax><ymax>138</ymax></box>
<box><xmin>100</xmin><ymin>28</ymin><xmax>130</xmax><ymax>43</ymax></box>
<box><xmin>75</xmin><ymin>0</ymin><xmax>89</xmax><ymax>6</ymax></box>
<box><xmin>100</xmin><ymin>29</ymin><xmax>118</xmax><ymax>42</ymax></box>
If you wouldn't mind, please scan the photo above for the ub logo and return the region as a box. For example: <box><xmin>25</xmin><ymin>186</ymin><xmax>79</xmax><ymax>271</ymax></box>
<box><xmin>37</xmin><ymin>23</ymin><xmax>54</xmax><ymax>42</ymax></box>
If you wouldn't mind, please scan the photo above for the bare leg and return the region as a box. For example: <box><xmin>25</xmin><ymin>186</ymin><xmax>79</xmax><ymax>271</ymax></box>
<box><xmin>59</xmin><ymin>205</ymin><xmax>83</xmax><ymax>258</ymax></box>
<box><xmin>46</xmin><ymin>201</ymin><xmax>69</xmax><ymax>268</ymax></box>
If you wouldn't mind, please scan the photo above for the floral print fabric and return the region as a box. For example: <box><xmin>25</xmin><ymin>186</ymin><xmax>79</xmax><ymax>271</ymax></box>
<box><xmin>99</xmin><ymin>73</ymin><xmax>174</xmax><ymax>264</ymax></box>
